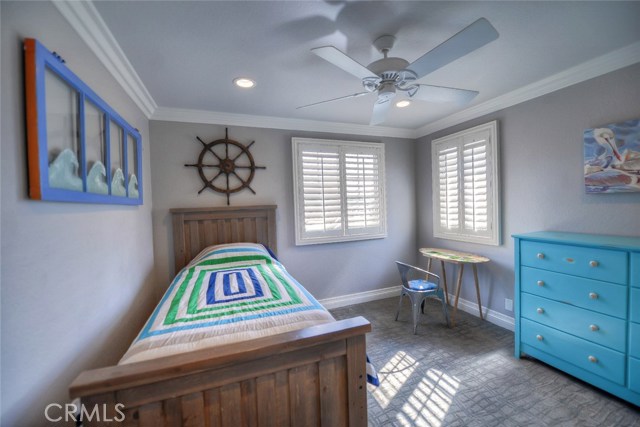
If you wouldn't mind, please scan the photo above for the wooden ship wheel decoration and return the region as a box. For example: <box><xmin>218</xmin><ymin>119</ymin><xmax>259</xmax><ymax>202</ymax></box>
<box><xmin>185</xmin><ymin>128</ymin><xmax>265</xmax><ymax>205</ymax></box>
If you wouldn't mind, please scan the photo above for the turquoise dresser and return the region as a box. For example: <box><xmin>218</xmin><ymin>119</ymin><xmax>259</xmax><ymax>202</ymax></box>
<box><xmin>513</xmin><ymin>231</ymin><xmax>640</xmax><ymax>406</ymax></box>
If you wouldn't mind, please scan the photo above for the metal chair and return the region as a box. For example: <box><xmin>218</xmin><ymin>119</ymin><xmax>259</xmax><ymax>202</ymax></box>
<box><xmin>395</xmin><ymin>261</ymin><xmax>450</xmax><ymax>334</ymax></box>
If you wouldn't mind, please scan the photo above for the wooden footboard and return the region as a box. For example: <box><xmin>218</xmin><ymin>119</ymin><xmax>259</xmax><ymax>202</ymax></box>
<box><xmin>70</xmin><ymin>317</ymin><xmax>371</xmax><ymax>426</ymax></box>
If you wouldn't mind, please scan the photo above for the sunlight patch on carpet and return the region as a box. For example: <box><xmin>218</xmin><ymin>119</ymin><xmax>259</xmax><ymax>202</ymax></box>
<box><xmin>396</xmin><ymin>369</ymin><xmax>460</xmax><ymax>427</ymax></box>
<box><xmin>370</xmin><ymin>351</ymin><xmax>418</xmax><ymax>409</ymax></box>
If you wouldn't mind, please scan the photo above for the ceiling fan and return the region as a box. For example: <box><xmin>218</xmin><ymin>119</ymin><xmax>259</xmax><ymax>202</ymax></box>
<box><xmin>298</xmin><ymin>18</ymin><xmax>499</xmax><ymax>125</ymax></box>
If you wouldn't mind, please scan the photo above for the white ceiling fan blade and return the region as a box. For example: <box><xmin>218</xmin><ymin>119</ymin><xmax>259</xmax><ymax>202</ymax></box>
<box><xmin>297</xmin><ymin>92</ymin><xmax>370</xmax><ymax>110</ymax></box>
<box><xmin>311</xmin><ymin>46</ymin><xmax>378</xmax><ymax>80</ymax></box>
<box><xmin>412</xmin><ymin>84</ymin><xmax>479</xmax><ymax>104</ymax></box>
<box><xmin>370</xmin><ymin>99</ymin><xmax>392</xmax><ymax>126</ymax></box>
<box><xmin>406</xmin><ymin>18</ymin><xmax>499</xmax><ymax>80</ymax></box>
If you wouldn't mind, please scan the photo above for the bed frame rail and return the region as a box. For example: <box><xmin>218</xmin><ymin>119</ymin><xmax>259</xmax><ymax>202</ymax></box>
<box><xmin>70</xmin><ymin>317</ymin><xmax>370</xmax><ymax>427</ymax></box>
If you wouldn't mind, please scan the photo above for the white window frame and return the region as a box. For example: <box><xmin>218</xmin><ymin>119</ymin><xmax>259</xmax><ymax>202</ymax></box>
<box><xmin>292</xmin><ymin>137</ymin><xmax>387</xmax><ymax>246</ymax></box>
<box><xmin>431</xmin><ymin>120</ymin><xmax>501</xmax><ymax>246</ymax></box>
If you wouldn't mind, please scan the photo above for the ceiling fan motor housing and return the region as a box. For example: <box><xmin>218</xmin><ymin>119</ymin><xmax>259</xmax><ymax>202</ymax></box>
<box><xmin>367</xmin><ymin>57</ymin><xmax>410</xmax><ymax>76</ymax></box>
<box><xmin>365</xmin><ymin>57</ymin><xmax>417</xmax><ymax>96</ymax></box>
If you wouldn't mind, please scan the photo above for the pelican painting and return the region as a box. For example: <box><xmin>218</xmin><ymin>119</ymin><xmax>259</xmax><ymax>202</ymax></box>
<box><xmin>584</xmin><ymin>119</ymin><xmax>640</xmax><ymax>193</ymax></box>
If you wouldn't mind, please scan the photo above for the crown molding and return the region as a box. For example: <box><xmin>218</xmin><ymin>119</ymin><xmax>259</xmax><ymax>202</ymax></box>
<box><xmin>56</xmin><ymin>0</ymin><xmax>639</xmax><ymax>139</ymax></box>
<box><xmin>53</xmin><ymin>0</ymin><xmax>157</xmax><ymax>118</ymax></box>
<box><xmin>415</xmin><ymin>41</ymin><xmax>640</xmax><ymax>138</ymax></box>
<box><xmin>152</xmin><ymin>107</ymin><xmax>416</xmax><ymax>139</ymax></box>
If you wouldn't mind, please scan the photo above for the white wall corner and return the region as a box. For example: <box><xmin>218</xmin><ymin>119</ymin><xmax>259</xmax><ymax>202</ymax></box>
<box><xmin>53</xmin><ymin>0</ymin><xmax>157</xmax><ymax>118</ymax></box>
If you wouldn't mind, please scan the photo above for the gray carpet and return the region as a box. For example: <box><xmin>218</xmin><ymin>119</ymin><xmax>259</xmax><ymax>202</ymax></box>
<box><xmin>330</xmin><ymin>297</ymin><xmax>640</xmax><ymax>427</ymax></box>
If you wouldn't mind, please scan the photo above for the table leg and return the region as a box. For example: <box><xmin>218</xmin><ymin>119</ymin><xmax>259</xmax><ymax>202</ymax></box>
<box><xmin>440</xmin><ymin>260</ymin><xmax>449</xmax><ymax>305</ymax></box>
<box><xmin>452</xmin><ymin>263</ymin><xmax>464</xmax><ymax>327</ymax></box>
<box><xmin>473</xmin><ymin>264</ymin><xmax>484</xmax><ymax>320</ymax></box>
<box><xmin>427</xmin><ymin>258</ymin><xmax>433</xmax><ymax>271</ymax></box>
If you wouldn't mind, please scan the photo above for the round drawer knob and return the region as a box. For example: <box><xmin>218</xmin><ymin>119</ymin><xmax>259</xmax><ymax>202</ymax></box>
<box><xmin>537</xmin><ymin>280</ymin><xmax>545</xmax><ymax>287</ymax></box>
<box><xmin>588</xmin><ymin>355</ymin><xmax>598</xmax><ymax>363</ymax></box>
<box><xmin>590</xmin><ymin>324</ymin><xmax>599</xmax><ymax>332</ymax></box>
<box><xmin>536</xmin><ymin>307</ymin><xmax>544</xmax><ymax>314</ymax></box>
<box><xmin>537</xmin><ymin>253</ymin><xmax>545</xmax><ymax>259</ymax></box>
<box><xmin>589</xmin><ymin>260</ymin><xmax>599</xmax><ymax>267</ymax></box>
<box><xmin>589</xmin><ymin>292</ymin><xmax>599</xmax><ymax>300</ymax></box>
<box><xmin>536</xmin><ymin>335</ymin><xmax>543</xmax><ymax>341</ymax></box>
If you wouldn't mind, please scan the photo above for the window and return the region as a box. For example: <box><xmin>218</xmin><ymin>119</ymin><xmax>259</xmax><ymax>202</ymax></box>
<box><xmin>292</xmin><ymin>138</ymin><xmax>387</xmax><ymax>245</ymax></box>
<box><xmin>432</xmin><ymin>121</ymin><xmax>500</xmax><ymax>245</ymax></box>
<box><xmin>24</xmin><ymin>38</ymin><xmax>143</xmax><ymax>205</ymax></box>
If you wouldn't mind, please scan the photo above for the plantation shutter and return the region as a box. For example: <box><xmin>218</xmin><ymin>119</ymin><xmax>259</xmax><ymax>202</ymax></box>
<box><xmin>462</xmin><ymin>133</ymin><xmax>490</xmax><ymax>234</ymax></box>
<box><xmin>298</xmin><ymin>146</ymin><xmax>342</xmax><ymax>238</ymax></box>
<box><xmin>293</xmin><ymin>138</ymin><xmax>386</xmax><ymax>245</ymax></box>
<box><xmin>431</xmin><ymin>121</ymin><xmax>500</xmax><ymax>245</ymax></box>
<box><xmin>345</xmin><ymin>147</ymin><xmax>384</xmax><ymax>235</ymax></box>
<box><xmin>437</xmin><ymin>145</ymin><xmax>460</xmax><ymax>230</ymax></box>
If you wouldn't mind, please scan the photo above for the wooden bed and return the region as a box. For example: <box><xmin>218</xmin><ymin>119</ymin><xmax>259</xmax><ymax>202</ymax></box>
<box><xmin>69</xmin><ymin>205</ymin><xmax>371</xmax><ymax>426</ymax></box>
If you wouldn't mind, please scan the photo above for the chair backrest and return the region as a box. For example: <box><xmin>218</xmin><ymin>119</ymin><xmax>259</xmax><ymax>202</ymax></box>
<box><xmin>395</xmin><ymin>261</ymin><xmax>440</xmax><ymax>290</ymax></box>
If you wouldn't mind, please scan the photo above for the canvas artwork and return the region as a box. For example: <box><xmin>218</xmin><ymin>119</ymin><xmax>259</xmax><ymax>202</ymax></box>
<box><xmin>584</xmin><ymin>119</ymin><xmax>640</xmax><ymax>193</ymax></box>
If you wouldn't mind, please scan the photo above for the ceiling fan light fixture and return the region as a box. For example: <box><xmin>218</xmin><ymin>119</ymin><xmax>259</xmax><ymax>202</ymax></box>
<box><xmin>396</xmin><ymin>100</ymin><xmax>411</xmax><ymax>108</ymax></box>
<box><xmin>233</xmin><ymin>77</ymin><xmax>256</xmax><ymax>88</ymax></box>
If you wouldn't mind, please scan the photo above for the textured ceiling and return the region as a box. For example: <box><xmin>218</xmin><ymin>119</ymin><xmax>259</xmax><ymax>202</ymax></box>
<box><xmin>93</xmin><ymin>1</ymin><xmax>640</xmax><ymax>131</ymax></box>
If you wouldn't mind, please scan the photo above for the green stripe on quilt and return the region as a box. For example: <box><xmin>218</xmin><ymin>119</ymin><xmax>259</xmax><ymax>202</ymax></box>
<box><xmin>164</xmin><ymin>264</ymin><xmax>303</xmax><ymax>325</ymax></box>
<box><xmin>165</xmin><ymin>267</ymin><xmax>196</xmax><ymax>325</ymax></box>
<box><xmin>185</xmin><ymin>264</ymin><xmax>284</xmax><ymax>315</ymax></box>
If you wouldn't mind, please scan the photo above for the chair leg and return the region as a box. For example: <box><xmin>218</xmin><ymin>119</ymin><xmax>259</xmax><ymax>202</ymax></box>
<box><xmin>395</xmin><ymin>291</ymin><xmax>404</xmax><ymax>321</ymax></box>
<box><xmin>411</xmin><ymin>295</ymin><xmax>424</xmax><ymax>334</ymax></box>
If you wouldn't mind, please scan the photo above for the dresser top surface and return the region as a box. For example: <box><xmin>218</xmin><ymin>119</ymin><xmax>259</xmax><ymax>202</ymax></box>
<box><xmin>512</xmin><ymin>231</ymin><xmax>640</xmax><ymax>251</ymax></box>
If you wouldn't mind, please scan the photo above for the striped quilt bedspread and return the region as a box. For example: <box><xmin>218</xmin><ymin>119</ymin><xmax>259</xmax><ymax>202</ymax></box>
<box><xmin>120</xmin><ymin>243</ymin><xmax>335</xmax><ymax>364</ymax></box>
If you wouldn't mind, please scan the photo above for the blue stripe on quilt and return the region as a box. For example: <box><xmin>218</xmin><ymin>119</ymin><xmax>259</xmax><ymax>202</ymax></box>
<box><xmin>366</xmin><ymin>355</ymin><xmax>380</xmax><ymax>386</ymax></box>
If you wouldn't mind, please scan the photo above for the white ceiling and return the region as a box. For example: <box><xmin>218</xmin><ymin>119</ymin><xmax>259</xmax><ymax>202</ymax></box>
<box><xmin>86</xmin><ymin>1</ymin><xmax>640</xmax><ymax>136</ymax></box>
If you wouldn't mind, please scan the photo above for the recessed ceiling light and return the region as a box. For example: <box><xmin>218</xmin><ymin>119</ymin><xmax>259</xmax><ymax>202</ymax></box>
<box><xmin>396</xmin><ymin>100</ymin><xmax>411</xmax><ymax>108</ymax></box>
<box><xmin>233</xmin><ymin>77</ymin><xmax>256</xmax><ymax>88</ymax></box>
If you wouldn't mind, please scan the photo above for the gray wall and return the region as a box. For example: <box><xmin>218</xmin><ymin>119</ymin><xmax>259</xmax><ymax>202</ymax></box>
<box><xmin>416</xmin><ymin>62</ymin><xmax>640</xmax><ymax>320</ymax></box>
<box><xmin>2</xmin><ymin>2</ymin><xmax>639</xmax><ymax>425</ymax></box>
<box><xmin>149</xmin><ymin>122</ymin><xmax>417</xmax><ymax>300</ymax></box>
<box><xmin>1</xmin><ymin>2</ymin><xmax>156</xmax><ymax>425</ymax></box>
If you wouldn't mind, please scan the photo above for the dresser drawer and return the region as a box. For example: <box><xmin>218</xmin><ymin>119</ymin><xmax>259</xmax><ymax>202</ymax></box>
<box><xmin>520</xmin><ymin>241</ymin><xmax>627</xmax><ymax>284</ymax></box>
<box><xmin>631</xmin><ymin>288</ymin><xmax>640</xmax><ymax>323</ymax></box>
<box><xmin>633</xmin><ymin>253</ymin><xmax>640</xmax><ymax>288</ymax></box>
<box><xmin>521</xmin><ymin>266</ymin><xmax>627</xmax><ymax>318</ymax></box>
<box><xmin>521</xmin><ymin>293</ymin><xmax>626</xmax><ymax>351</ymax></box>
<box><xmin>630</xmin><ymin>357</ymin><xmax>640</xmax><ymax>393</ymax></box>
<box><xmin>630</xmin><ymin>323</ymin><xmax>640</xmax><ymax>358</ymax></box>
<box><xmin>521</xmin><ymin>318</ymin><xmax>625</xmax><ymax>385</ymax></box>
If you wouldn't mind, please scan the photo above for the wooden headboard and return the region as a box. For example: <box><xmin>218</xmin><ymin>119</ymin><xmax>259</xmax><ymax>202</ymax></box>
<box><xmin>171</xmin><ymin>205</ymin><xmax>277</xmax><ymax>272</ymax></box>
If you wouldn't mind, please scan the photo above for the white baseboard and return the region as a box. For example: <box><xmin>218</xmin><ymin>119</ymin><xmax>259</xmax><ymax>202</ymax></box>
<box><xmin>446</xmin><ymin>293</ymin><xmax>515</xmax><ymax>331</ymax></box>
<box><xmin>319</xmin><ymin>286</ymin><xmax>515</xmax><ymax>331</ymax></box>
<box><xmin>319</xmin><ymin>285</ymin><xmax>402</xmax><ymax>310</ymax></box>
